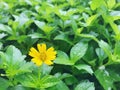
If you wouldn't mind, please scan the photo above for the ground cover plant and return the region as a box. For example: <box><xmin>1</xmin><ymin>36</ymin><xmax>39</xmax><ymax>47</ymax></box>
<box><xmin>0</xmin><ymin>0</ymin><xmax>120</xmax><ymax>90</ymax></box>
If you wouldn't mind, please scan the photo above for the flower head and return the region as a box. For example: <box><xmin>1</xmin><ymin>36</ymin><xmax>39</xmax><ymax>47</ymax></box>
<box><xmin>29</xmin><ymin>44</ymin><xmax>57</xmax><ymax>66</ymax></box>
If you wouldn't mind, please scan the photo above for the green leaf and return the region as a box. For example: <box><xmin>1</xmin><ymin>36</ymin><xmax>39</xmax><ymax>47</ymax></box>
<box><xmin>75</xmin><ymin>64</ymin><xmax>93</xmax><ymax>75</ymax></box>
<box><xmin>109</xmin><ymin>21</ymin><xmax>120</xmax><ymax>35</ymax></box>
<box><xmin>90</xmin><ymin>0</ymin><xmax>99</xmax><ymax>10</ymax></box>
<box><xmin>8</xmin><ymin>85</ymin><xmax>32</xmax><ymax>90</ymax></box>
<box><xmin>95</xmin><ymin>68</ymin><xmax>114</xmax><ymax>90</ymax></box>
<box><xmin>107</xmin><ymin>0</ymin><xmax>116</xmax><ymax>9</ymax></box>
<box><xmin>77</xmin><ymin>34</ymin><xmax>98</xmax><ymax>42</ymax></box>
<box><xmin>64</xmin><ymin>75</ymin><xmax>77</xmax><ymax>85</ymax></box>
<box><xmin>90</xmin><ymin>0</ymin><xmax>106</xmax><ymax>10</ymax></box>
<box><xmin>86</xmin><ymin>14</ymin><xmax>98</xmax><ymax>26</ymax></box>
<box><xmin>70</xmin><ymin>41</ymin><xmax>88</xmax><ymax>63</ymax></box>
<box><xmin>34</xmin><ymin>20</ymin><xmax>54</xmax><ymax>34</ymax></box>
<box><xmin>16</xmin><ymin>74</ymin><xmax>37</xmax><ymax>88</ymax></box>
<box><xmin>16</xmin><ymin>35</ymin><xmax>28</xmax><ymax>43</ymax></box>
<box><xmin>43</xmin><ymin>25</ymin><xmax>54</xmax><ymax>34</ymax></box>
<box><xmin>0</xmin><ymin>33</ymin><xmax>7</xmax><ymax>39</ymax></box>
<box><xmin>0</xmin><ymin>42</ymin><xmax>3</xmax><ymax>50</ymax></box>
<box><xmin>60</xmin><ymin>73</ymin><xmax>72</xmax><ymax>80</ymax></box>
<box><xmin>13</xmin><ymin>13</ymin><xmax>30</xmax><ymax>28</ymax></box>
<box><xmin>0</xmin><ymin>77</ymin><xmax>9</xmax><ymax>90</ymax></box>
<box><xmin>48</xmin><ymin>81</ymin><xmax>69</xmax><ymax>90</ymax></box>
<box><xmin>98</xmin><ymin>40</ymin><xmax>112</xmax><ymax>59</ymax></box>
<box><xmin>83</xmin><ymin>46</ymin><xmax>96</xmax><ymax>66</ymax></box>
<box><xmin>40</xmin><ymin>75</ymin><xmax>59</xmax><ymax>89</ymax></box>
<box><xmin>55</xmin><ymin>8</ymin><xmax>76</xmax><ymax>21</ymax></box>
<box><xmin>107</xmin><ymin>64</ymin><xmax>120</xmax><ymax>82</ymax></box>
<box><xmin>6</xmin><ymin>45</ymin><xmax>26</xmax><ymax>63</ymax></box>
<box><xmin>6</xmin><ymin>35</ymin><xmax>28</xmax><ymax>43</ymax></box>
<box><xmin>17</xmin><ymin>73</ymin><xmax>59</xmax><ymax>89</ymax></box>
<box><xmin>0</xmin><ymin>45</ymin><xmax>32</xmax><ymax>77</ymax></box>
<box><xmin>28</xmin><ymin>33</ymin><xmax>45</xmax><ymax>39</ymax></box>
<box><xmin>54</xmin><ymin>33</ymin><xmax>73</xmax><ymax>45</ymax></box>
<box><xmin>55</xmin><ymin>81</ymin><xmax>69</xmax><ymax>90</ymax></box>
<box><xmin>40</xmin><ymin>64</ymin><xmax>53</xmax><ymax>76</ymax></box>
<box><xmin>114</xmin><ymin>41</ymin><xmax>120</xmax><ymax>57</ymax></box>
<box><xmin>54</xmin><ymin>51</ymin><xmax>74</xmax><ymax>65</ymax></box>
<box><xmin>75</xmin><ymin>80</ymin><xmax>95</xmax><ymax>90</ymax></box>
<box><xmin>34</xmin><ymin>20</ymin><xmax>45</xmax><ymax>30</ymax></box>
<box><xmin>111</xmin><ymin>41</ymin><xmax>120</xmax><ymax>63</ymax></box>
<box><xmin>0</xmin><ymin>24</ymin><xmax>12</xmax><ymax>34</ymax></box>
<box><xmin>110</xmin><ymin>11</ymin><xmax>120</xmax><ymax>21</ymax></box>
<box><xmin>96</xmin><ymin>48</ymin><xmax>107</xmax><ymax>64</ymax></box>
<box><xmin>69</xmin><ymin>0</ymin><xmax>74</xmax><ymax>6</ymax></box>
<box><xmin>71</xmin><ymin>17</ymin><xmax>78</xmax><ymax>33</ymax></box>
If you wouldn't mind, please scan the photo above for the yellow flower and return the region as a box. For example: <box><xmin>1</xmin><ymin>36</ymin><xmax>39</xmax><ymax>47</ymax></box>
<box><xmin>29</xmin><ymin>44</ymin><xmax>57</xmax><ymax>66</ymax></box>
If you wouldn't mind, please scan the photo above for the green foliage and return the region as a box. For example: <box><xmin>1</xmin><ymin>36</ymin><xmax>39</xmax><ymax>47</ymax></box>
<box><xmin>54</xmin><ymin>51</ymin><xmax>73</xmax><ymax>65</ymax></box>
<box><xmin>17</xmin><ymin>74</ymin><xmax>59</xmax><ymax>89</ymax></box>
<box><xmin>75</xmin><ymin>64</ymin><xmax>93</xmax><ymax>75</ymax></box>
<box><xmin>0</xmin><ymin>77</ymin><xmax>9</xmax><ymax>90</ymax></box>
<box><xmin>98</xmin><ymin>40</ymin><xmax>112</xmax><ymax>59</ymax></box>
<box><xmin>0</xmin><ymin>45</ymin><xmax>32</xmax><ymax>77</ymax></box>
<box><xmin>75</xmin><ymin>80</ymin><xmax>95</xmax><ymax>90</ymax></box>
<box><xmin>0</xmin><ymin>0</ymin><xmax>120</xmax><ymax>89</ymax></box>
<box><xmin>70</xmin><ymin>41</ymin><xmax>88</xmax><ymax>63</ymax></box>
<box><xmin>95</xmin><ymin>67</ymin><xmax>114</xmax><ymax>90</ymax></box>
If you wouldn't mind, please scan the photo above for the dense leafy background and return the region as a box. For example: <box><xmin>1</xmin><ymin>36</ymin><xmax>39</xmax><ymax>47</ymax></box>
<box><xmin>0</xmin><ymin>0</ymin><xmax>120</xmax><ymax>90</ymax></box>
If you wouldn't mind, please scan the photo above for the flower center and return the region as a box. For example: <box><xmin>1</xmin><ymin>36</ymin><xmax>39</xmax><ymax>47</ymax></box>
<box><xmin>40</xmin><ymin>52</ymin><xmax>47</xmax><ymax>61</ymax></box>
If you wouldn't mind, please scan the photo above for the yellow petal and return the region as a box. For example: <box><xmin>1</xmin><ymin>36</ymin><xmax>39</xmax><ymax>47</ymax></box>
<box><xmin>29</xmin><ymin>51</ymin><xmax>37</xmax><ymax>58</ymax></box>
<box><xmin>32</xmin><ymin>58</ymin><xmax>43</xmax><ymax>66</ymax></box>
<box><xmin>47</xmin><ymin>51</ymin><xmax>57</xmax><ymax>55</ymax></box>
<box><xmin>46</xmin><ymin>55</ymin><xmax>56</xmax><ymax>60</ymax></box>
<box><xmin>29</xmin><ymin>47</ymin><xmax>39</xmax><ymax>57</ymax></box>
<box><xmin>37</xmin><ymin>44</ymin><xmax>46</xmax><ymax>52</ymax></box>
<box><xmin>37</xmin><ymin>44</ymin><xmax>41</xmax><ymax>52</ymax></box>
<box><xmin>47</xmin><ymin>47</ymin><xmax>54</xmax><ymax>52</ymax></box>
<box><xmin>44</xmin><ymin>60</ymin><xmax>53</xmax><ymax>65</ymax></box>
<box><xmin>46</xmin><ymin>47</ymin><xmax>56</xmax><ymax>61</ymax></box>
<box><xmin>47</xmin><ymin>50</ymin><xmax>56</xmax><ymax>57</ymax></box>
<box><xmin>47</xmin><ymin>47</ymin><xmax>56</xmax><ymax>54</ymax></box>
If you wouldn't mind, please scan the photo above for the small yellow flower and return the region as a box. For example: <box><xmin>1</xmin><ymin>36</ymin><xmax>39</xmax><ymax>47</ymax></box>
<box><xmin>29</xmin><ymin>44</ymin><xmax>57</xmax><ymax>66</ymax></box>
